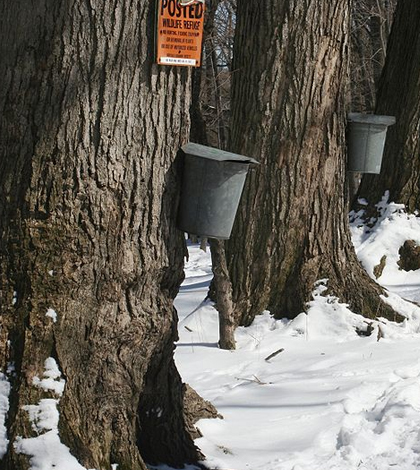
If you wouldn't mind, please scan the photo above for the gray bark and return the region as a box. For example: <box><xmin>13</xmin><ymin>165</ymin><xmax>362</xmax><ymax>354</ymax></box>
<box><xmin>209</xmin><ymin>239</ymin><xmax>235</xmax><ymax>350</ymax></box>
<box><xmin>0</xmin><ymin>1</ymin><xmax>206</xmax><ymax>469</ymax></box>
<box><xmin>225</xmin><ymin>0</ymin><xmax>400</xmax><ymax>326</ymax></box>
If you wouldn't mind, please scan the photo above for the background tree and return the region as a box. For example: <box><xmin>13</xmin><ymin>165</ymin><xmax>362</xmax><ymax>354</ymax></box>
<box><xmin>190</xmin><ymin>0</ymin><xmax>235</xmax><ymax>150</ymax></box>
<box><xmin>209</xmin><ymin>238</ymin><xmax>236</xmax><ymax>349</ymax></box>
<box><xmin>224</xmin><ymin>0</ymin><xmax>400</xmax><ymax>327</ymax></box>
<box><xmin>358</xmin><ymin>1</ymin><xmax>420</xmax><ymax>213</ymax></box>
<box><xmin>350</xmin><ymin>0</ymin><xmax>396</xmax><ymax>113</ymax></box>
<box><xmin>349</xmin><ymin>0</ymin><xmax>396</xmax><ymax>200</ymax></box>
<box><xmin>0</xmin><ymin>1</ymin><xmax>212</xmax><ymax>469</ymax></box>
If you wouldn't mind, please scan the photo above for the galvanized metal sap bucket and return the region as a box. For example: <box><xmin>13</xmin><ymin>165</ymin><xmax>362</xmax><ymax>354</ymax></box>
<box><xmin>177</xmin><ymin>142</ymin><xmax>259</xmax><ymax>240</ymax></box>
<box><xmin>347</xmin><ymin>113</ymin><xmax>396</xmax><ymax>174</ymax></box>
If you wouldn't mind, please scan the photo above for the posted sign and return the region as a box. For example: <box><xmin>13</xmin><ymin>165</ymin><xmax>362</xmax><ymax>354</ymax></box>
<box><xmin>156</xmin><ymin>0</ymin><xmax>205</xmax><ymax>67</ymax></box>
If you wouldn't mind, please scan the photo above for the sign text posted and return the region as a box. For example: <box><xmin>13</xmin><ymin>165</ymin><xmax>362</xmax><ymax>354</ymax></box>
<box><xmin>156</xmin><ymin>0</ymin><xmax>205</xmax><ymax>67</ymax></box>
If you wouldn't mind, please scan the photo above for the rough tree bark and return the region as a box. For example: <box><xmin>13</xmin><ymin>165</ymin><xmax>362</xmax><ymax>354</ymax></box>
<box><xmin>357</xmin><ymin>1</ymin><xmax>420</xmax><ymax>213</ymax></box>
<box><xmin>209</xmin><ymin>239</ymin><xmax>236</xmax><ymax>350</ymax></box>
<box><xmin>224</xmin><ymin>0</ymin><xmax>400</xmax><ymax>326</ymax></box>
<box><xmin>0</xmin><ymin>1</ymin><xmax>210</xmax><ymax>469</ymax></box>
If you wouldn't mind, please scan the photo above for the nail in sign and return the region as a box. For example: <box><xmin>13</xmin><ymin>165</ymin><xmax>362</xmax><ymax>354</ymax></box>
<box><xmin>156</xmin><ymin>0</ymin><xmax>205</xmax><ymax>67</ymax></box>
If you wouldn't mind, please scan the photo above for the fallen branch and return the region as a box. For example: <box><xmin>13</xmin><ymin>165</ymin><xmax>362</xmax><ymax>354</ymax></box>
<box><xmin>264</xmin><ymin>348</ymin><xmax>284</xmax><ymax>362</ymax></box>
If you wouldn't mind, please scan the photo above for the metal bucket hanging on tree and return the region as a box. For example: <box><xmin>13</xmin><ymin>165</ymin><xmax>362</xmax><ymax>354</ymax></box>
<box><xmin>347</xmin><ymin>113</ymin><xmax>396</xmax><ymax>174</ymax></box>
<box><xmin>177</xmin><ymin>142</ymin><xmax>259</xmax><ymax>240</ymax></box>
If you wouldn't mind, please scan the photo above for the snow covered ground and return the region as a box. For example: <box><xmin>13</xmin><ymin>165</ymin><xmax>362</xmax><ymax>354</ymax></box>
<box><xmin>1</xmin><ymin>196</ymin><xmax>420</xmax><ymax>470</ymax></box>
<box><xmin>174</xmin><ymin>198</ymin><xmax>420</xmax><ymax>470</ymax></box>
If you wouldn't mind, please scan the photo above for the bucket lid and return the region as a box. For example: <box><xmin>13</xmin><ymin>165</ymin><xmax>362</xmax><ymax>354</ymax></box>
<box><xmin>182</xmin><ymin>142</ymin><xmax>259</xmax><ymax>165</ymax></box>
<box><xmin>348</xmin><ymin>113</ymin><xmax>396</xmax><ymax>126</ymax></box>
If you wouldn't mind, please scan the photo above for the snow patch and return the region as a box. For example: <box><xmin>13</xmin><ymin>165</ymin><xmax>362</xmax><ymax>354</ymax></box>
<box><xmin>15</xmin><ymin>358</ymin><xmax>89</xmax><ymax>470</ymax></box>
<box><xmin>147</xmin><ymin>465</ymin><xmax>202</xmax><ymax>470</ymax></box>
<box><xmin>350</xmin><ymin>193</ymin><xmax>420</xmax><ymax>303</ymax></box>
<box><xmin>45</xmin><ymin>308</ymin><xmax>57</xmax><ymax>323</ymax></box>
<box><xmin>303</xmin><ymin>279</ymin><xmax>369</xmax><ymax>341</ymax></box>
<box><xmin>32</xmin><ymin>357</ymin><xmax>65</xmax><ymax>396</ymax></box>
<box><xmin>14</xmin><ymin>432</ymin><xmax>90</xmax><ymax>470</ymax></box>
<box><xmin>0</xmin><ymin>373</ymin><xmax>11</xmax><ymax>458</ymax></box>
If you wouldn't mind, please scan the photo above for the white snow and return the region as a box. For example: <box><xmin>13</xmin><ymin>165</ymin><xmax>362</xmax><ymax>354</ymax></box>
<box><xmin>0</xmin><ymin>374</ymin><xmax>10</xmax><ymax>459</ymax></box>
<box><xmin>350</xmin><ymin>191</ymin><xmax>420</xmax><ymax>303</ymax></box>
<box><xmin>174</xmin><ymin>201</ymin><xmax>420</xmax><ymax>470</ymax></box>
<box><xmin>148</xmin><ymin>466</ymin><xmax>201</xmax><ymax>470</ymax></box>
<box><xmin>32</xmin><ymin>357</ymin><xmax>65</xmax><ymax>396</ymax></box>
<box><xmin>24</xmin><ymin>399</ymin><xmax>60</xmax><ymax>434</ymax></box>
<box><xmin>45</xmin><ymin>308</ymin><xmax>57</xmax><ymax>323</ymax></box>
<box><xmin>14</xmin><ymin>431</ymin><xmax>90</xmax><ymax>470</ymax></box>
<box><xmin>15</xmin><ymin>358</ymin><xmax>89</xmax><ymax>470</ymax></box>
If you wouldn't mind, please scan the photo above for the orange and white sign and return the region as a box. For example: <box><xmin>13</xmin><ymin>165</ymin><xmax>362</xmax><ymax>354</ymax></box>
<box><xmin>156</xmin><ymin>0</ymin><xmax>205</xmax><ymax>67</ymax></box>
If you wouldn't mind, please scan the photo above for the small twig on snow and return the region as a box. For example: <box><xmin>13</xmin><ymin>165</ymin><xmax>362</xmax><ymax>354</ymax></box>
<box><xmin>235</xmin><ymin>375</ymin><xmax>267</xmax><ymax>385</ymax></box>
<box><xmin>264</xmin><ymin>348</ymin><xmax>284</xmax><ymax>362</ymax></box>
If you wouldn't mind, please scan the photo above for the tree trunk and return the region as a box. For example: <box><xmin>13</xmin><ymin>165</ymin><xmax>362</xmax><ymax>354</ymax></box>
<box><xmin>357</xmin><ymin>1</ymin><xmax>420</xmax><ymax>212</ymax></box>
<box><xmin>350</xmin><ymin>0</ymin><xmax>396</xmax><ymax>113</ymax></box>
<box><xmin>348</xmin><ymin>0</ymin><xmax>396</xmax><ymax>202</ymax></box>
<box><xmin>0</xmin><ymin>1</ymin><xmax>204</xmax><ymax>469</ymax></box>
<box><xmin>190</xmin><ymin>67</ymin><xmax>209</xmax><ymax>146</ymax></box>
<box><xmin>225</xmin><ymin>0</ymin><xmax>400</xmax><ymax>326</ymax></box>
<box><xmin>209</xmin><ymin>239</ymin><xmax>236</xmax><ymax>350</ymax></box>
